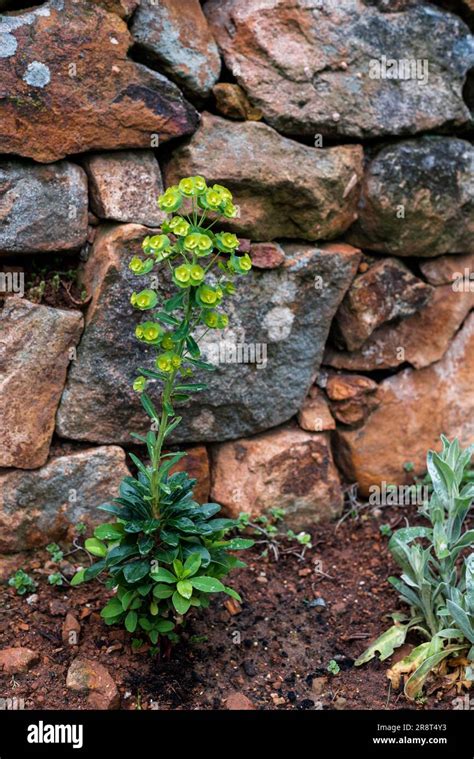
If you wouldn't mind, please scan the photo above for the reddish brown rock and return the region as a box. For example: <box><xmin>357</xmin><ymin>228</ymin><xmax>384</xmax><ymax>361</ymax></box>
<box><xmin>204</xmin><ymin>0</ymin><xmax>473</xmax><ymax>139</ymax></box>
<box><xmin>0</xmin><ymin>298</ymin><xmax>83</xmax><ymax>469</ymax></box>
<box><xmin>249</xmin><ymin>242</ymin><xmax>285</xmax><ymax>269</ymax></box>
<box><xmin>91</xmin><ymin>0</ymin><xmax>139</xmax><ymax>18</ymax></box>
<box><xmin>334</xmin><ymin>313</ymin><xmax>474</xmax><ymax>496</ymax></box>
<box><xmin>132</xmin><ymin>0</ymin><xmax>221</xmax><ymax>99</ymax></box>
<box><xmin>298</xmin><ymin>387</ymin><xmax>335</xmax><ymax>433</ymax></box>
<box><xmin>164</xmin><ymin>112</ymin><xmax>363</xmax><ymax>241</ymax></box>
<box><xmin>325</xmin><ymin>285</ymin><xmax>474</xmax><ymax>371</ymax></box>
<box><xmin>82</xmin><ymin>151</ymin><xmax>165</xmax><ymax>227</ymax></box>
<box><xmin>0</xmin><ymin>648</ymin><xmax>39</xmax><ymax>675</ymax></box>
<box><xmin>66</xmin><ymin>658</ymin><xmax>120</xmax><ymax>710</ymax></box>
<box><xmin>0</xmin><ymin>1</ymin><xmax>198</xmax><ymax>163</ymax></box>
<box><xmin>334</xmin><ymin>258</ymin><xmax>433</xmax><ymax>351</ymax></box>
<box><xmin>325</xmin><ymin>373</ymin><xmax>378</xmax><ymax>403</ymax></box>
<box><xmin>225</xmin><ymin>692</ymin><xmax>255</xmax><ymax>710</ymax></box>
<box><xmin>0</xmin><ymin>446</ymin><xmax>130</xmax><ymax>553</ymax></box>
<box><xmin>213</xmin><ymin>83</ymin><xmax>263</xmax><ymax>121</ymax></box>
<box><xmin>62</xmin><ymin>613</ymin><xmax>81</xmax><ymax>646</ymax></box>
<box><xmin>325</xmin><ymin>373</ymin><xmax>379</xmax><ymax>427</ymax></box>
<box><xmin>419</xmin><ymin>252</ymin><xmax>474</xmax><ymax>287</ymax></box>
<box><xmin>169</xmin><ymin>445</ymin><xmax>210</xmax><ymax>504</ymax></box>
<box><xmin>211</xmin><ymin>425</ymin><xmax>343</xmax><ymax>529</ymax></box>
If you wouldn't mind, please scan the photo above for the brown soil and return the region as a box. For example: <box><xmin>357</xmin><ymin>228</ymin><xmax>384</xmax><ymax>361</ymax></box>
<box><xmin>0</xmin><ymin>507</ymin><xmax>463</xmax><ymax>711</ymax></box>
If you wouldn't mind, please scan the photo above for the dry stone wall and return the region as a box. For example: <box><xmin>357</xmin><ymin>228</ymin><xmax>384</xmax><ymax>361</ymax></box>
<box><xmin>0</xmin><ymin>0</ymin><xmax>473</xmax><ymax>550</ymax></box>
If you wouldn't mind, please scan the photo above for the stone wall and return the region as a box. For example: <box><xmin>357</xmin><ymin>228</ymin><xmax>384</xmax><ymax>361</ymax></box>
<box><xmin>0</xmin><ymin>0</ymin><xmax>473</xmax><ymax>551</ymax></box>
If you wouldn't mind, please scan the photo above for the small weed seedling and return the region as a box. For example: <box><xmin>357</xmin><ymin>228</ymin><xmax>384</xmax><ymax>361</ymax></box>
<box><xmin>8</xmin><ymin>570</ymin><xmax>37</xmax><ymax>596</ymax></box>
<box><xmin>72</xmin><ymin>177</ymin><xmax>254</xmax><ymax>649</ymax></box>
<box><xmin>236</xmin><ymin>508</ymin><xmax>312</xmax><ymax>561</ymax></box>
<box><xmin>355</xmin><ymin>436</ymin><xmax>474</xmax><ymax>700</ymax></box>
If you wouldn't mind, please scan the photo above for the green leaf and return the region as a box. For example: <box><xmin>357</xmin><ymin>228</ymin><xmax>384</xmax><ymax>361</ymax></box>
<box><xmin>150</xmin><ymin>567</ymin><xmax>177</xmax><ymax>584</ymax></box>
<box><xmin>164</xmin><ymin>399</ymin><xmax>175</xmax><ymax>417</ymax></box>
<box><xmin>177</xmin><ymin>580</ymin><xmax>193</xmax><ymax>599</ymax></box>
<box><xmin>354</xmin><ymin>623</ymin><xmax>410</xmax><ymax>666</ymax></box>
<box><xmin>163</xmin><ymin>417</ymin><xmax>183</xmax><ymax>440</ymax></box>
<box><xmin>164</xmin><ymin>292</ymin><xmax>185</xmax><ymax>313</ymax></box>
<box><xmin>140</xmin><ymin>393</ymin><xmax>159</xmax><ymax>422</ymax></box>
<box><xmin>138</xmin><ymin>535</ymin><xmax>154</xmax><ymax>555</ymax></box>
<box><xmin>183</xmin><ymin>553</ymin><xmax>201</xmax><ymax>577</ymax></box>
<box><xmin>187</xmin><ymin>358</ymin><xmax>216</xmax><ymax>372</ymax></box>
<box><xmin>85</xmin><ymin>538</ymin><xmax>107</xmax><ymax>558</ymax></box>
<box><xmin>185</xmin><ymin>335</ymin><xmax>200</xmax><ymax>358</ymax></box>
<box><xmin>121</xmin><ymin>590</ymin><xmax>136</xmax><ymax>611</ymax></box>
<box><xmin>128</xmin><ymin>452</ymin><xmax>150</xmax><ymax>479</ymax></box>
<box><xmin>123</xmin><ymin>560</ymin><xmax>150</xmax><ymax>584</ymax></box>
<box><xmin>224</xmin><ymin>586</ymin><xmax>242</xmax><ymax>602</ymax></box>
<box><xmin>156</xmin><ymin>311</ymin><xmax>179</xmax><ymax>326</ymax></box>
<box><xmin>125</xmin><ymin>610</ymin><xmax>138</xmax><ymax>633</ymax></box>
<box><xmin>156</xmin><ymin>619</ymin><xmax>175</xmax><ymax>633</ymax></box>
<box><xmin>152</xmin><ymin>584</ymin><xmax>174</xmax><ymax>599</ymax></box>
<box><xmin>93</xmin><ymin>524</ymin><xmax>124</xmax><ymax>541</ymax></box>
<box><xmin>175</xmin><ymin>383</ymin><xmax>207</xmax><ymax>393</ymax></box>
<box><xmin>101</xmin><ymin>599</ymin><xmax>124</xmax><ymax>619</ymax></box>
<box><xmin>84</xmin><ymin>559</ymin><xmax>106</xmax><ymax>581</ymax></box>
<box><xmin>225</xmin><ymin>538</ymin><xmax>254</xmax><ymax>550</ymax></box>
<box><xmin>191</xmin><ymin>576</ymin><xmax>226</xmax><ymax>593</ymax></box>
<box><xmin>70</xmin><ymin>569</ymin><xmax>86</xmax><ymax>586</ymax></box>
<box><xmin>447</xmin><ymin>600</ymin><xmax>474</xmax><ymax>644</ymax></box>
<box><xmin>172</xmin><ymin>591</ymin><xmax>191</xmax><ymax>615</ymax></box>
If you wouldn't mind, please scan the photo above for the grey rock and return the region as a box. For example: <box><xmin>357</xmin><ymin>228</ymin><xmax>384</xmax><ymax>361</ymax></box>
<box><xmin>347</xmin><ymin>137</ymin><xmax>474</xmax><ymax>257</ymax></box>
<box><xmin>0</xmin><ymin>160</ymin><xmax>88</xmax><ymax>254</ymax></box>
<box><xmin>204</xmin><ymin>0</ymin><xmax>474</xmax><ymax>138</ymax></box>
<box><xmin>132</xmin><ymin>0</ymin><xmax>221</xmax><ymax>99</ymax></box>
<box><xmin>82</xmin><ymin>150</ymin><xmax>166</xmax><ymax>227</ymax></box>
<box><xmin>56</xmin><ymin>226</ymin><xmax>360</xmax><ymax>444</ymax></box>
<box><xmin>0</xmin><ymin>446</ymin><xmax>130</xmax><ymax>553</ymax></box>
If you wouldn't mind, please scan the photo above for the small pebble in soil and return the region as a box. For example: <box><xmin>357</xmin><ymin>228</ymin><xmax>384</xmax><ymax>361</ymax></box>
<box><xmin>306</xmin><ymin>597</ymin><xmax>327</xmax><ymax>611</ymax></box>
<box><xmin>242</xmin><ymin>660</ymin><xmax>257</xmax><ymax>678</ymax></box>
<box><xmin>298</xmin><ymin>699</ymin><xmax>315</xmax><ymax>710</ymax></box>
<box><xmin>287</xmin><ymin>691</ymin><xmax>297</xmax><ymax>703</ymax></box>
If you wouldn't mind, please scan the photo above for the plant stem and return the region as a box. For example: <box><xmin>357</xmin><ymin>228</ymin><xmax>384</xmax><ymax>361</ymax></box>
<box><xmin>150</xmin><ymin>290</ymin><xmax>193</xmax><ymax>516</ymax></box>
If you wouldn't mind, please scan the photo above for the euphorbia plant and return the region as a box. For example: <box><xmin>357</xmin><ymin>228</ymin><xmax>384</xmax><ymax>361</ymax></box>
<box><xmin>355</xmin><ymin>436</ymin><xmax>474</xmax><ymax>699</ymax></box>
<box><xmin>72</xmin><ymin>176</ymin><xmax>253</xmax><ymax>648</ymax></box>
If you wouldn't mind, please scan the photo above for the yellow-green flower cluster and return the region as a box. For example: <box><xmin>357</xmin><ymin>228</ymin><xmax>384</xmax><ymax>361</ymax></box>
<box><xmin>142</xmin><ymin>234</ymin><xmax>172</xmax><ymax>262</ymax></box>
<box><xmin>129</xmin><ymin>177</ymin><xmax>253</xmax><ymax>387</ymax></box>
<box><xmin>130</xmin><ymin>289</ymin><xmax>158</xmax><ymax>311</ymax></box>
<box><xmin>135</xmin><ymin>322</ymin><xmax>163</xmax><ymax>345</ymax></box>
<box><xmin>158</xmin><ymin>176</ymin><xmax>237</xmax><ymax>219</ymax></box>
<box><xmin>173</xmin><ymin>263</ymin><xmax>205</xmax><ymax>288</ymax></box>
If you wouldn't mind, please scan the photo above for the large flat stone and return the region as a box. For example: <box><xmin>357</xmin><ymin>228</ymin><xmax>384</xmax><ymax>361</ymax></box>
<box><xmin>0</xmin><ymin>298</ymin><xmax>83</xmax><ymax>469</ymax></box>
<box><xmin>163</xmin><ymin>112</ymin><xmax>363</xmax><ymax>241</ymax></box>
<box><xmin>204</xmin><ymin>0</ymin><xmax>474</xmax><ymax>138</ymax></box>
<box><xmin>210</xmin><ymin>425</ymin><xmax>343</xmax><ymax>529</ymax></box>
<box><xmin>0</xmin><ymin>160</ymin><xmax>88</xmax><ymax>254</ymax></box>
<box><xmin>334</xmin><ymin>313</ymin><xmax>474</xmax><ymax>496</ymax></box>
<box><xmin>56</xmin><ymin>227</ymin><xmax>360</xmax><ymax>444</ymax></box>
<box><xmin>0</xmin><ymin>446</ymin><xmax>130</xmax><ymax>553</ymax></box>
<box><xmin>0</xmin><ymin>0</ymin><xmax>198</xmax><ymax>162</ymax></box>
<box><xmin>347</xmin><ymin>138</ymin><xmax>474</xmax><ymax>257</ymax></box>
